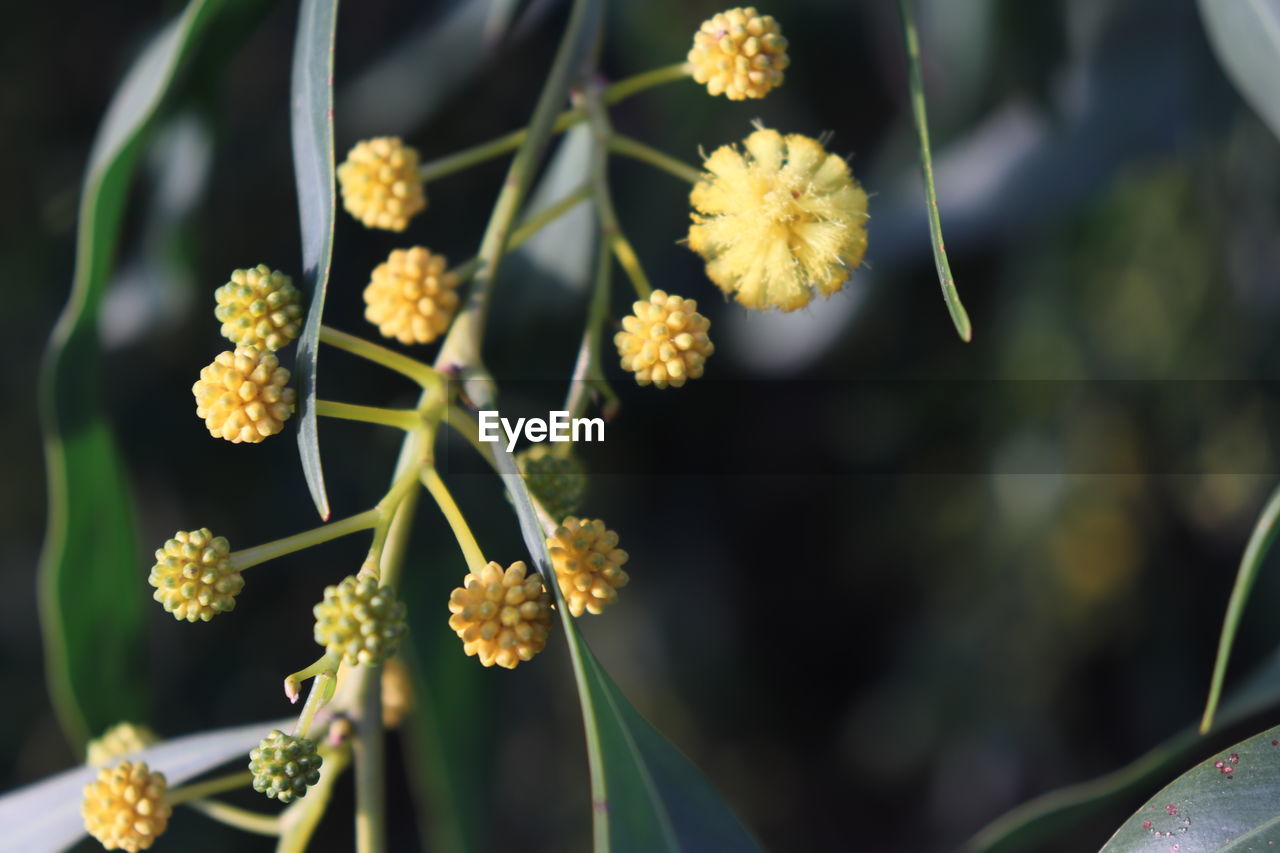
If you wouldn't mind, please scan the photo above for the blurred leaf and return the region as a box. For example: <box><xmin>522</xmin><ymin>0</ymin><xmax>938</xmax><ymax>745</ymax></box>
<box><xmin>494</xmin><ymin>440</ymin><xmax>760</xmax><ymax>851</ymax></box>
<box><xmin>291</xmin><ymin>0</ymin><xmax>340</xmax><ymax>521</ymax></box>
<box><xmin>1101</xmin><ymin>721</ymin><xmax>1280</xmax><ymax>851</ymax></box>
<box><xmin>38</xmin><ymin>0</ymin><xmax>240</xmax><ymax>749</ymax></box>
<box><xmin>1199</xmin><ymin>0</ymin><xmax>1280</xmax><ymax>142</ymax></box>
<box><xmin>0</xmin><ymin>718</ymin><xmax>289</xmax><ymax>853</ymax></box>
<box><xmin>1201</xmin><ymin>483</ymin><xmax>1280</xmax><ymax>732</ymax></box>
<box><xmin>898</xmin><ymin>0</ymin><xmax>974</xmax><ymax>342</ymax></box>
<box><xmin>517</xmin><ymin>123</ymin><xmax>597</xmax><ymax>291</ymax></box>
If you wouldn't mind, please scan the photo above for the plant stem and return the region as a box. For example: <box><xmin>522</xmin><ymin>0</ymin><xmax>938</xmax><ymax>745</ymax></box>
<box><xmin>277</xmin><ymin>745</ymin><xmax>351</xmax><ymax>853</ymax></box>
<box><xmin>229</xmin><ymin>508</ymin><xmax>381</xmax><ymax>571</ymax></box>
<box><xmin>421</xmin><ymin>467</ymin><xmax>488</xmax><ymax>574</ymax></box>
<box><xmin>608</xmin><ymin>133</ymin><xmax>701</xmax><ymax>185</ymax></box>
<box><xmin>295</xmin><ymin>670</ymin><xmax>338</xmax><ymax>738</ymax></box>
<box><xmin>583</xmin><ymin>90</ymin><xmax>654</xmax><ymax>300</ymax></box>
<box><xmin>315</xmin><ymin>400</ymin><xmax>420</xmax><ymax>430</ymax></box>
<box><xmin>601</xmin><ymin>61</ymin><xmax>688</xmax><ymax>104</ymax></box>
<box><xmin>184</xmin><ymin>799</ymin><xmax>282</xmax><ymax>836</ymax></box>
<box><xmin>450</xmin><ymin>183</ymin><xmax>592</xmax><ymax>284</ymax></box>
<box><xmin>444</xmin><ymin>404</ymin><xmax>493</xmax><ymax>463</ymax></box>
<box><xmin>564</xmin><ymin>237</ymin><xmax>619</xmax><ymax>421</ymax></box>
<box><xmin>167</xmin><ymin>771</ymin><xmax>255</xmax><ymax>807</ymax></box>
<box><xmin>319</xmin><ymin>325</ymin><xmax>440</xmax><ymax>388</ymax></box>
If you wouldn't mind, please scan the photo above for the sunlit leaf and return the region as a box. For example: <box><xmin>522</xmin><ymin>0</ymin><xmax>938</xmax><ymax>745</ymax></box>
<box><xmin>291</xmin><ymin>0</ymin><xmax>340</xmax><ymax>520</ymax></box>
<box><xmin>1199</xmin><ymin>0</ymin><xmax>1280</xmax><ymax>142</ymax></box>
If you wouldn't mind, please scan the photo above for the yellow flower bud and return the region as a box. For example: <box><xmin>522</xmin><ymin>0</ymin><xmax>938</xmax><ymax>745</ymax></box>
<box><xmin>149</xmin><ymin>528</ymin><xmax>243</xmax><ymax>622</ymax></box>
<box><xmin>214</xmin><ymin>264</ymin><xmax>303</xmax><ymax>351</ymax></box>
<box><xmin>363</xmin><ymin>247</ymin><xmax>460</xmax><ymax>344</ymax></box>
<box><xmin>689</xmin><ymin>126</ymin><xmax>868</xmax><ymax>312</ymax></box>
<box><xmin>87</xmin><ymin>723</ymin><xmax>159</xmax><ymax>767</ymax></box>
<box><xmin>337</xmin><ymin>137</ymin><xmax>426</xmax><ymax>231</ymax></box>
<box><xmin>192</xmin><ymin>346</ymin><xmax>296</xmax><ymax>443</ymax></box>
<box><xmin>81</xmin><ymin>761</ymin><xmax>171</xmax><ymax>852</ymax></box>
<box><xmin>546</xmin><ymin>517</ymin><xmax>629</xmax><ymax>617</ymax></box>
<box><xmin>688</xmin><ymin>7</ymin><xmax>789</xmax><ymax>100</ymax></box>
<box><xmin>614</xmin><ymin>290</ymin><xmax>713</xmax><ymax>388</ymax></box>
<box><xmin>448</xmin><ymin>561</ymin><xmax>553</xmax><ymax>669</ymax></box>
<box><xmin>313</xmin><ymin>574</ymin><xmax>408</xmax><ymax>665</ymax></box>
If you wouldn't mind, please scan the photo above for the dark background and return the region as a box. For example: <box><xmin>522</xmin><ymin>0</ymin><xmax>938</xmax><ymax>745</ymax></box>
<box><xmin>6</xmin><ymin>0</ymin><xmax>1280</xmax><ymax>850</ymax></box>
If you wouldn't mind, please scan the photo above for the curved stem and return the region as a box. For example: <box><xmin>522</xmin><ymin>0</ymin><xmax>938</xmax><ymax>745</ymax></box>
<box><xmin>608</xmin><ymin>134</ymin><xmax>701</xmax><ymax>185</ymax></box>
<box><xmin>564</xmin><ymin>214</ymin><xmax>619</xmax><ymax>420</ymax></box>
<box><xmin>316</xmin><ymin>400</ymin><xmax>420</xmax><ymax>430</ymax></box>
<box><xmin>184</xmin><ymin>799</ymin><xmax>281</xmax><ymax>836</ymax></box>
<box><xmin>422</xmin><ymin>467</ymin><xmax>488</xmax><ymax>574</ymax></box>
<box><xmin>449</xmin><ymin>183</ymin><xmax>592</xmax><ymax>284</ymax></box>
<box><xmin>602</xmin><ymin>61</ymin><xmax>688</xmax><ymax>104</ymax></box>
<box><xmin>319</xmin><ymin>326</ymin><xmax>441</xmax><ymax>388</ymax></box>
<box><xmin>167</xmin><ymin>771</ymin><xmax>254</xmax><ymax>807</ymax></box>
<box><xmin>229</xmin><ymin>508</ymin><xmax>380</xmax><ymax>571</ymax></box>
<box><xmin>295</xmin><ymin>670</ymin><xmax>338</xmax><ymax>739</ymax></box>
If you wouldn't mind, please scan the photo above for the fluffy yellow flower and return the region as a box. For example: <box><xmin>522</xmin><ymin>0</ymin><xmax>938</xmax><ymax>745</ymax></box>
<box><xmin>688</xmin><ymin>127</ymin><xmax>868</xmax><ymax>312</ymax></box>
<box><xmin>363</xmin><ymin>247</ymin><xmax>460</xmax><ymax>344</ymax></box>
<box><xmin>448</xmin><ymin>561</ymin><xmax>553</xmax><ymax>669</ymax></box>
<box><xmin>87</xmin><ymin>724</ymin><xmax>159</xmax><ymax>767</ymax></box>
<box><xmin>614</xmin><ymin>290</ymin><xmax>713</xmax><ymax>389</ymax></box>
<box><xmin>192</xmin><ymin>347</ymin><xmax>296</xmax><ymax>443</ymax></box>
<box><xmin>81</xmin><ymin>761</ymin><xmax>171</xmax><ymax>852</ymax></box>
<box><xmin>546</xmin><ymin>517</ymin><xmax>629</xmax><ymax>617</ymax></box>
<box><xmin>337</xmin><ymin>137</ymin><xmax>426</xmax><ymax>231</ymax></box>
<box><xmin>688</xmin><ymin>7</ymin><xmax>789</xmax><ymax>100</ymax></box>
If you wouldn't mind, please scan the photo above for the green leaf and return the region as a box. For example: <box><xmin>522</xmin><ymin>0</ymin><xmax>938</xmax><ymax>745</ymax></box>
<box><xmin>1101</xmin><ymin>722</ymin><xmax>1280</xmax><ymax>851</ymax></box>
<box><xmin>290</xmin><ymin>0</ymin><xmax>340</xmax><ymax>521</ymax></box>
<box><xmin>1201</xmin><ymin>483</ymin><xmax>1280</xmax><ymax>732</ymax></box>
<box><xmin>494</xmin><ymin>441</ymin><xmax>760</xmax><ymax>851</ymax></box>
<box><xmin>1199</xmin><ymin>0</ymin><xmax>1280</xmax><ymax>142</ymax></box>
<box><xmin>38</xmin><ymin>0</ymin><xmax>233</xmax><ymax>748</ymax></box>
<box><xmin>0</xmin><ymin>717</ymin><xmax>289</xmax><ymax>852</ymax></box>
<box><xmin>898</xmin><ymin>0</ymin><xmax>974</xmax><ymax>343</ymax></box>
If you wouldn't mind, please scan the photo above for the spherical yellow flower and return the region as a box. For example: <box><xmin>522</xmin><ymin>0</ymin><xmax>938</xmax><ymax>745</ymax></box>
<box><xmin>149</xmin><ymin>528</ymin><xmax>243</xmax><ymax>622</ymax></box>
<box><xmin>688</xmin><ymin>126</ymin><xmax>869</xmax><ymax>312</ymax></box>
<box><xmin>81</xmin><ymin>761</ymin><xmax>171</xmax><ymax>852</ymax></box>
<box><xmin>364</xmin><ymin>247</ymin><xmax>460</xmax><ymax>344</ymax></box>
<box><xmin>249</xmin><ymin>730</ymin><xmax>323</xmax><ymax>803</ymax></box>
<box><xmin>546</xmin><ymin>517</ymin><xmax>630</xmax><ymax>617</ymax></box>
<box><xmin>193</xmin><ymin>346</ymin><xmax>296</xmax><ymax>443</ymax></box>
<box><xmin>688</xmin><ymin>7</ymin><xmax>789</xmax><ymax>100</ymax></box>
<box><xmin>448</xmin><ymin>561</ymin><xmax>553</xmax><ymax>669</ymax></box>
<box><xmin>313</xmin><ymin>574</ymin><xmax>408</xmax><ymax>665</ymax></box>
<box><xmin>516</xmin><ymin>445</ymin><xmax>586</xmax><ymax>521</ymax></box>
<box><xmin>214</xmin><ymin>264</ymin><xmax>303</xmax><ymax>351</ymax></box>
<box><xmin>614</xmin><ymin>290</ymin><xmax>713</xmax><ymax>388</ymax></box>
<box><xmin>337</xmin><ymin>137</ymin><xmax>426</xmax><ymax>231</ymax></box>
<box><xmin>87</xmin><ymin>723</ymin><xmax>159</xmax><ymax>767</ymax></box>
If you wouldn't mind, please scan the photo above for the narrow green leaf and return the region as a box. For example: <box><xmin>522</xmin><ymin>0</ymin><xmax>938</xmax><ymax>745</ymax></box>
<box><xmin>38</xmin><ymin>0</ymin><xmax>230</xmax><ymax>748</ymax></box>
<box><xmin>898</xmin><ymin>0</ymin><xmax>974</xmax><ymax>343</ymax></box>
<box><xmin>1101</xmin><ymin>722</ymin><xmax>1280</xmax><ymax>851</ymax></box>
<box><xmin>1201</xmin><ymin>483</ymin><xmax>1280</xmax><ymax>733</ymax></box>
<box><xmin>0</xmin><ymin>717</ymin><xmax>290</xmax><ymax>852</ymax></box>
<box><xmin>1199</xmin><ymin>0</ymin><xmax>1280</xmax><ymax>142</ymax></box>
<box><xmin>290</xmin><ymin>0</ymin><xmax>340</xmax><ymax>520</ymax></box>
<box><xmin>494</xmin><ymin>440</ymin><xmax>760</xmax><ymax>851</ymax></box>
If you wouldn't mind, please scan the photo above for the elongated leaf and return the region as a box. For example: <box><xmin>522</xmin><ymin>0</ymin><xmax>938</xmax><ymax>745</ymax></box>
<box><xmin>291</xmin><ymin>0</ymin><xmax>339</xmax><ymax>520</ymax></box>
<box><xmin>494</xmin><ymin>437</ymin><xmax>760</xmax><ymax>851</ymax></box>
<box><xmin>0</xmin><ymin>717</ymin><xmax>289</xmax><ymax>853</ymax></box>
<box><xmin>898</xmin><ymin>0</ymin><xmax>974</xmax><ymax>342</ymax></box>
<box><xmin>1101</xmin><ymin>722</ymin><xmax>1280</xmax><ymax>851</ymax></box>
<box><xmin>38</xmin><ymin>0</ymin><xmax>231</xmax><ymax>748</ymax></box>
<box><xmin>1199</xmin><ymin>0</ymin><xmax>1280</xmax><ymax>142</ymax></box>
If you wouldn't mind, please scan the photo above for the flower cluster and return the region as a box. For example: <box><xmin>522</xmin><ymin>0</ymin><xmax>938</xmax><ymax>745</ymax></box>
<box><xmin>86</xmin><ymin>723</ymin><xmax>159</xmax><ymax>767</ymax></box>
<box><xmin>688</xmin><ymin>7</ymin><xmax>789</xmax><ymax>100</ymax></box>
<box><xmin>615</xmin><ymin>290</ymin><xmax>714</xmax><ymax>388</ymax></box>
<box><xmin>516</xmin><ymin>444</ymin><xmax>586</xmax><ymax>521</ymax></box>
<box><xmin>214</xmin><ymin>264</ymin><xmax>303</xmax><ymax>351</ymax></box>
<box><xmin>148</xmin><ymin>528</ymin><xmax>243</xmax><ymax>622</ymax></box>
<box><xmin>249</xmin><ymin>730</ymin><xmax>324</xmax><ymax>803</ymax></box>
<box><xmin>81</xmin><ymin>761</ymin><xmax>171</xmax><ymax>852</ymax></box>
<box><xmin>364</xmin><ymin>246</ymin><xmax>460</xmax><ymax>344</ymax></box>
<box><xmin>547</xmin><ymin>517</ymin><xmax>630</xmax><ymax>617</ymax></box>
<box><xmin>313</xmin><ymin>574</ymin><xmax>408</xmax><ymax>666</ymax></box>
<box><xmin>337</xmin><ymin>137</ymin><xmax>427</xmax><ymax>232</ymax></box>
<box><xmin>192</xmin><ymin>346</ymin><xmax>297</xmax><ymax>443</ymax></box>
<box><xmin>448</xmin><ymin>561</ymin><xmax>554</xmax><ymax>669</ymax></box>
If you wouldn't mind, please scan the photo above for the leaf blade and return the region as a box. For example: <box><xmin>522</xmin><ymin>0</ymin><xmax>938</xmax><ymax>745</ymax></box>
<box><xmin>1199</xmin><ymin>0</ymin><xmax>1280</xmax><ymax>142</ymax></box>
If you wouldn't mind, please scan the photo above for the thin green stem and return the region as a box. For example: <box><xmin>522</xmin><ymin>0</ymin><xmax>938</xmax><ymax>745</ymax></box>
<box><xmin>1200</xmin><ymin>482</ymin><xmax>1280</xmax><ymax>733</ymax></box>
<box><xmin>602</xmin><ymin>61</ymin><xmax>688</xmax><ymax>104</ymax></box>
<box><xmin>898</xmin><ymin>0</ymin><xmax>973</xmax><ymax>342</ymax></box>
<box><xmin>607</xmin><ymin>134</ymin><xmax>701</xmax><ymax>185</ymax></box>
<box><xmin>584</xmin><ymin>88</ymin><xmax>654</xmax><ymax>303</ymax></box>
<box><xmin>228</xmin><ymin>508</ymin><xmax>380</xmax><ymax>571</ymax></box>
<box><xmin>284</xmin><ymin>652</ymin><xmax>342</xmax><ymax>704</ymax></box>
<box><xmin>295</xmin><ymin>670</ymin><xmax>338</xmax><ymax>738</ymax></box>
<box><xmin>184</xmin><ymin>800</ymin><xmax>281</xmax><ymax>836</ymax></box>
<box><xmin>422</xmin><ymin>467</ymin><xmax>488</xmax><ymax>574</ymax></box>
<box><xmin>319</xmin><ymin>326</ymin><xmax>441</xmax><ymax>388</ymax></box>
<box><xmin>277</xmin><ymin>746</ymin><xmax>351</xmax><ymax>853</ymax></box>
<box><xmin>167</xmin><ymin>771</ymin><xmax>254</xmax><ymax>807</ymax></box>
<box><xmin>315</xmin><ymin>400</ymin><xmax>420</xmax><ymax>430</ymax></box>
<box><xmin>444</xmin><ymin>405</ymin><xmax>494</xmax><ymax>464</ymax></box>
<box><xmin>363</xmin><ymin>451</ymin><xmax>431</xmax><ymax>576</ymax></box>
<box><xmin>449</xmin><ymin>184</ymin><xmax>592</xmax><ymax>284</ymax></box>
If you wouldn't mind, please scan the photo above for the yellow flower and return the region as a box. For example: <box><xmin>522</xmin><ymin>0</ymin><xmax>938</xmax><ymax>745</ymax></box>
<box><xmin>688</xmin><ymin>126</ymin><xmax>869</xmax><ymax>312</ymax></box>
<box><xmin>546</xmin><ymin>517</ymin><xmax>629</xmax><ymax>617</ymax></box>
<box><xmin>192</xmin><ymin>346</ymin><xmax>296</xmax><ymax>443</ymax></box>
<box><xmin>313</xmin><ymin>574</ymin><xmax>408</xmax><ymax>665</ymax></box>
<box><xmin>337</xmin><ymin>137</ymin><xmax>426</xmax><ymax>231</ymax></box>
<box><xmin>81</xmin><ymin>761</ymin><xmax>171</xmax><ymax>852</ymax></box>
<box><xmin>87</xmin><ymin>724</ymin><xmax>159</xmax><ymax>767</ymax></box>
<box><xmin>149</xmin><ymin>528</ymin><xmax>242</xmax><ymax>622</ymax></box>
<box><xmin>214</xmin><ymin>264</ymin><xmax>303</xmax><ymax>351</ymax></box>
<box><xmin>614</xmin><ymin>290</ymin><xmax>713</xmax><ymax>388</ymax></box>
<box><xmin>688</xmin><ymin>7</ymin><xmax>789</xmax><ymax>100</ymax></box>
<box><xmin>364</xmin><ymin>247</ymin><xmax>460</xmax><ymax>344</ymax></box>
<box><xmin>448</xmin><ymin>561</ymin><xmax>553</xmax><ymax>669</ymax></box>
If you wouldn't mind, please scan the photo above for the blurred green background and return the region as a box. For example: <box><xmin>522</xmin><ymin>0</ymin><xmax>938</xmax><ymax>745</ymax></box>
<box><xmin>6</xmin><ymin>0</ymin><xmax>1280</xmax><ymax>850</ymax></box>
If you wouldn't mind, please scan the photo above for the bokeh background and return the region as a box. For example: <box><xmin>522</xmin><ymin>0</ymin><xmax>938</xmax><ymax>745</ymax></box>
<box><xmin>6</xmin><ymin>0</ymin><xmax>1280</xmax><ymax>850</ymax></box>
